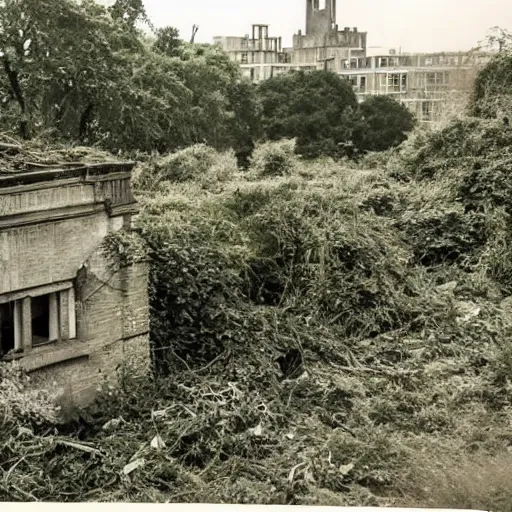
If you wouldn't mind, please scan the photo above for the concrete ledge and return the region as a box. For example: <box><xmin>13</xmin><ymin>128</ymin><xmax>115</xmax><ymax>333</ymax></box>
<box><xmin>0</xmin><ymin>202</ymin><xmax>103</xmax><ymax>229</ymax></box>
<box><xmin>0</xmin><ymin>280</ymin><xmax>73</xmax><ymax>304</ymax></box>
<box><xmin>0</xmin><ymin>162</ymin><xmax>135</xmax><ymax>189</ymax></box>
<box><xmin>19</xmin><ymin>342</ymin><xmax>90</xmax><ymax>373</ymax></box>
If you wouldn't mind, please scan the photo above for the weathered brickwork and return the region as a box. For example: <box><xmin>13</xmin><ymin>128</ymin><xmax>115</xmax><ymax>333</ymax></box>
<box><xmin>0</xmin><ymin>163</ymin><xmax>150</xmax><ymax>408</ymax></box>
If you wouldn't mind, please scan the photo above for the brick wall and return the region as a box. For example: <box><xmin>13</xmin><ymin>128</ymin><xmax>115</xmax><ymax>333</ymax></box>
<box><xmin>27</xmin><ymin>240</ymin><xmax>150</xmax><ymax>407</ymax></box>
<box><xmin>0</xmin><ymin>168</ymin><xmax>150</xmax><ymax>409</ymax></box>
<box><xmin>0</xmin><ymin>213</ymin><xmax>109</xmax><ymax>294</ymax></box>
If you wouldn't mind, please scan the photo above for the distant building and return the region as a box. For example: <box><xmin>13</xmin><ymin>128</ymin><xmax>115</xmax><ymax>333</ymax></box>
<box><xmin>338</xmin><ymin>51</ymin><xmax>493</xmax><ymax>122</ymax></box>
<box><xmin>213</xmin><ymin>0</ymin><xmax>495</xmax><ymax>123</ymax></box>
<box><xmin>0</xmin><ymin>161</ymin><xmax>149</xmax><ymax>406</ymax></box>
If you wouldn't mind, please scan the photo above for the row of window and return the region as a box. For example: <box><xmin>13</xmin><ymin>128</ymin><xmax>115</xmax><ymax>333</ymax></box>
<box><xmin>342</xmin><ymin>54</ymin><xmax>488</xmax><ymax>70</ymax></box>
<box><xmin>345</xmin><ymin>73</ymin><xmax>408</xmax><ymax>93</ymax></box>
<box><xmin>0</xmin><ymin>287</ymin><xmax>76</xmax><ymax>357</ymax></box>
<box><xmin>240</xmin><ymin>52</ymin><xmax>289</xmax><ymax>64</ymax></box>
<box><xmin>344</xmin><ymin>71</ymin><xmax>458</xmax><ymax>92</ymax></box>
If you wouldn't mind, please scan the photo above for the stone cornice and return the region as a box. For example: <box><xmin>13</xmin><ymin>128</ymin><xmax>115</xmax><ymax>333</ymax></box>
<box><xmin>0</xmin><ymin>162</ymin><xmax>135</xmax><ymax>189</ymax></box>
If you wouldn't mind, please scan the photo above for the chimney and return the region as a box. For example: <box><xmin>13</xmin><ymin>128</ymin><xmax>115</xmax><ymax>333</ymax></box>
<box><xmin>306</xmin><ymin>0</ymin><xmax>313</xmax><ymax>34</ymax></box>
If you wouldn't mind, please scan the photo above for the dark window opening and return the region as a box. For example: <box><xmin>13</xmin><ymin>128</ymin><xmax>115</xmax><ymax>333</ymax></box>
<box><xmin>32</xmin><ymin>295</ymin><xmax>50</xmax><ymax>346</ymax></box>
<box><xmin>0</xmin><ymin>302</ymin><xmax>15</xmax><ymax>355</ymax></box>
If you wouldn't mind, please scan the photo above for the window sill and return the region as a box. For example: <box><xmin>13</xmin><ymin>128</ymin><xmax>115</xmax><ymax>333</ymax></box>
<box><xmin>3</xmin><ymin>339</ymin><xmax>90</xmax><ymax>373</ymax></box>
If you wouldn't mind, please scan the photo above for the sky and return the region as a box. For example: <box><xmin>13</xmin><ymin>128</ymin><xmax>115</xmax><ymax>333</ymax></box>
<box><xmin>141</xmin><ymin>0</ymin><xmax>512</xmax><ymax>53</ymax></box>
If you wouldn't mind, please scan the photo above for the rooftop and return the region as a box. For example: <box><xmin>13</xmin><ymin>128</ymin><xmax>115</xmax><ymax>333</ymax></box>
<box><xmin>0</xmin><ymin>138</ymin><xmax>135</xmax><ymax>188</ymax></box>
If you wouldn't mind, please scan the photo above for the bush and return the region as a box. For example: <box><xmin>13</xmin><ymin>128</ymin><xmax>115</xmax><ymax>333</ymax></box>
<box><xmin>0</xmin><ymin>363</ymin><xmax>59</xmax><ymax>433</ymax></box>
<box><xmin>472</xmin><ymin>52</ymin><xmax>512</xmax><ymax>119</ymax></box>
<box><xmin>395</xmin><ymin>117</ymin><xmax>512</xmax><ymax>181</ymax></box>
<box><xmin>249</xmin><ymin>139</ymin><xmax>298</xmax><ymax>177</ymax></box>
<box><xmin>132</xmin><ymin>144</ymin><xmax>238</xmax><ymax>191</ymax></box>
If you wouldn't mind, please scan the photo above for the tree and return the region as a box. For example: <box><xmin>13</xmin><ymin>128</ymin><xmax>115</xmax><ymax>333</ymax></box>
<box><xmin>153</xmin><ymin>26</ymin><xmax>182</xmax><ymax>57</ymax></box>
<box><xmin>471</xmin><ymin>51</ymin><xmax>512</xmax><ymax>119</ymax></box>
<box><xmin>257</xmin><ymin>70</ymin><xmax>360</xmax><ymax>159</ymax></box>
<box><xmin>108</xmin><ymin>0</ymin><xmax>152</xmax><ymax>30</ymax></box>
<box><xmin>0</xmin><ymin>0</ymin><xmax>259</xmax><ymax>159</ymax></box>
<box><xmin>356</xmin><ymin>95</ymin><xmax>416</xmax><ymax>153</ymax></box>
<box><xmin>226</xmin><ymin>80</ymin><xmax>261</xmax><ymax>168</ymax></box>
<box><xmin>475</xmin><ymin>26</ymin><xmax>512</xmax><ymax>53</ymax></box>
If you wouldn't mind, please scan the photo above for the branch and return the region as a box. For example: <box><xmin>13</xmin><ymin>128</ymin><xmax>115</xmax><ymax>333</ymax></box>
<box><xmin>2</xmin><ymin>54</ymin><xmax>29</xmax><ymax>139</ymax></box>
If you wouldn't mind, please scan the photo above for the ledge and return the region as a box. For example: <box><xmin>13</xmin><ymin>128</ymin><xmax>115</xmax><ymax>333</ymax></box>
<box><xmin>0</xmin><ymin>162</ymin><xmax>135</xmax><ymax>189</ymax></box>
<box><xmin>16</xmin><ymin>341</ymin><xmax>91</xmax><ymax>373</ymax></box>
<box><xmin>0</xmin><ymin>200</ymin><xmax>140</xmax><ymax>230</ymax></box>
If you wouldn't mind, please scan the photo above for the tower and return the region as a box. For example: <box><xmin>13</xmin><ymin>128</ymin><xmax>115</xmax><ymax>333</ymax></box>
<box><xmin>305</xmin><ymin>0</ymin><xmax>337</xmax><ymax>35</ymax></box>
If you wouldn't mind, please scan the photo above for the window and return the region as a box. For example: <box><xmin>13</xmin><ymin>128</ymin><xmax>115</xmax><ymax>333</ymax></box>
<box><xmin>360</xmin><ymin>76</ymin><xmax>367</xmax><ymax>92</ymax></box>
<box><xmin>401</xmin><ymin>74</ymin><xmax>408</xmax><ymax>90</ymax></box>
<box><xmin>388</xmin><ymin>73</ymin><xmax>401</xmax><ymax>92</ymax></box>
<box><xmin>426</xmin><ymin>72</ymin><xmax>448</xmax><ymax>87</ymax></box>
<box><xmin>426</xmin><ymin>72</ymin><xmax>438</xmax><ymax>85</ymax></box>
<box><xmin>422</xmin><ymin>101</ymin><xmax>433</xmax><ymax>121</ymax></box>
<box><xmin>241</xmin><ymin>53</ymin><xmax>248</xmax><ymax>64</ymax></box>
<box><xmin>349</xmin><ymin>76</ymin><xmax>358</xmax><ymax>87</ymax></box>
<box><xmin>0</xmin><ymin>286</ymin><xmax>76</xmax><ymax>357</ymax></box>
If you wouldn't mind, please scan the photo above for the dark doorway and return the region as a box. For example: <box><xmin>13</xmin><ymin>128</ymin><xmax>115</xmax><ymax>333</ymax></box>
<box><xmin>32</xmin><ymin>295</ymin><xmax>50</xmax><ymax>346</ymax></box>
<box><xmin>0</xmin><ymin>302</ymin><xmax>15</xmax><ymax>355</ymax></box>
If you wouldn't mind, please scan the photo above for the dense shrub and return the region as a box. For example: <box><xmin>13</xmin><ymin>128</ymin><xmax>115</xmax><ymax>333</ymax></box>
<box><xmin>249</xmin><ymin>139</ymin><xmax>298</xmax><ymax>177</ymax></box>
<box><xmin>133</xmin><ymin>144</ymin><xmax>238</xmax><ymax>191</ymax></box>
<box><xmin>472</xmin><ymin>52</ymin><xmax>512</xmax><ymax>118</ymax></box>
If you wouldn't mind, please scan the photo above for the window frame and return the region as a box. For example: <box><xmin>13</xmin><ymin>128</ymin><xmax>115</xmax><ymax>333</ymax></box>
<box><xmin>0</xmin><ymin>283</ymin><xmax>77</xmax><ymax>358</ymax></box>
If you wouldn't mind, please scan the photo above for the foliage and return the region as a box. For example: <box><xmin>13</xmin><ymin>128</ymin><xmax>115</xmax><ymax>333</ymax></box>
<box><xmin>257</xmin><ymin>70</ymin><xmax>361</xmax><ymax>159</ymax></box>
<box><xmin>472</xmin><ymin>51</ymin><xmax>512</xmax><ymax>118</ymax></box>
<box><xmin>0</xmin><ymin>0</ymin><xmax>260</xmax><ymax>159</ymax></box>
<box><xmin>0</xmin><ymin>363</ymin><xmax>59</xmax><ymax>432</ymax></box>
<box><xmin>249</xmin><ymin>139</ymin><xmax>298</xmax><ymax>177</ymax></box>
<box><xmin>6</xmin><ymin>116</ymin><xmax>512</xmax><ymax>509</ymax></box>
<box><xmin>358</xmin><ymin>96</ymin><xmax>416</xmax><ymax>153</ymax></box>
<box><xmin>132</xmin><ymin>144</ymin><xmax>238</xmax><ymax>192</ymax></box>
<box><xmin>153</xmin><ymin>26</ymin><xmax>182</xmax><ymax>57</ymax></box>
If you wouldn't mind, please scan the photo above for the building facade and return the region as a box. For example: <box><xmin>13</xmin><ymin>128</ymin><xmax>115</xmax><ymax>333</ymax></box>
<box><xmin>338</xmin><ymin>51</ymin><xmax>492</xmax><ymax>122</ymax></box>
<box><xmin>0</xmin><ymin>162</ymin><xmax>149</xmax><ymax>406</ymax></box>
<box><xmin>213</xmin><ymin>0</ymin><xmax>494</xmax><ymax>122</ymax></box>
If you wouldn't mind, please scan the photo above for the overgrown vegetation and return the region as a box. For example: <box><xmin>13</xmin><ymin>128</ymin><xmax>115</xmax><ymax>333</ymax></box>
<box><xmin>4</xmin><ymin>112</ymin><xmax>512</xmax><ymax>508</ymax></box>
<box><xmin>1</xmin><ymin>2</ymin><xmax>512</xmax><ymax>508</ymax></box>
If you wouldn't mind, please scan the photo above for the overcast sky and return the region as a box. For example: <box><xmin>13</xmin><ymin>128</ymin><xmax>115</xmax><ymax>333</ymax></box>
<box><xmin>141</xmin><ymin>0</ymin><xmax>512</xmax><ymax>53</ymax></box>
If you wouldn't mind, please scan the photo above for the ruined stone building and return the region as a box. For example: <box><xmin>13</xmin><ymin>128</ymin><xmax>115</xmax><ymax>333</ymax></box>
<box><xmin>214</xmin><ymin>0</ymin><xmax>494</xmax><ymax>122</ymax></box>
<box><xmin>214</xmin><ymin>0</ymin><xmax>366</xmax><ymax>82</ymax></box>
<box><xmin>0</xmin><ymin>161</ymin><xmax>149</xmax><ymax>406</ymax></box>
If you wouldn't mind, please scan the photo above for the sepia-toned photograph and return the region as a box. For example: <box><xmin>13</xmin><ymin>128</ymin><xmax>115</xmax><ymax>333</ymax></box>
<box><xmin>0</xmin><ymin>0</ymin><xmax>512</xmax><ymax>509</ymax></box>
